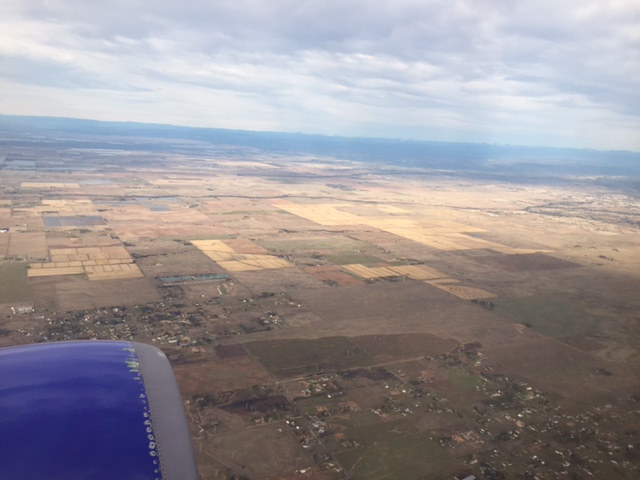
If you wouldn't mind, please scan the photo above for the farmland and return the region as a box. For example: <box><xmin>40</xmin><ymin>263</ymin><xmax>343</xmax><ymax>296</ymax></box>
<box><xmin>1</xmin><ymin>121</ymin><xmax>640</xmax><ymax>479</ymax></box>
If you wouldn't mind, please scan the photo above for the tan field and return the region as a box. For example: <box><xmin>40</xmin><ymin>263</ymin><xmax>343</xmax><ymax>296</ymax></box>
<box><xmin>193</xmin><ymin>239</ymin><xmax>293</xmax><ymax>272</ymax></box>
<box><xmin>27</xmin><ymin>244</ymin><xmax>140</xmax><ymax>281</ymax></box>
<box><xmin>21</xmin><ymin>182</ymin><xmax>82</xmax><ymax>189</ymax></box>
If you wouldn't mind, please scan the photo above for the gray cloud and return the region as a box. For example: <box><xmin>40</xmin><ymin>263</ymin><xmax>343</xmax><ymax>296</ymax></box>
<box><xmin>1</xmin><ymin>0</ymin><xmax>639</xmax><ymax>150</ymax></box>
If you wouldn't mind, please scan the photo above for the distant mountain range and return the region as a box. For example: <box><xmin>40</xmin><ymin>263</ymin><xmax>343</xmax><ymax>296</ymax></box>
<box><xmin>1</xmin><ymin>114</ymin><xmax>639</xmax><ymax>187</ymax></box>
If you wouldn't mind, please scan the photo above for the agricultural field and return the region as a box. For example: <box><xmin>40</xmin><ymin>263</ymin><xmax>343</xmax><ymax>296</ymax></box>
<box><xmin>0</xmin><ymin>263</ymin><xmax>32</xmax><ymax>304</ymax></box>
<box><xmin>1</xmin><ymin>127</ymin><xmax>640</xmax><ymax>479</ymax></box>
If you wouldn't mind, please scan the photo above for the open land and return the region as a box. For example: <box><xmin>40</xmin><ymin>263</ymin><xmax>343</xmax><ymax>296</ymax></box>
<box><xmin>1</xmin><ymin>118</ymin><xmax>640</xmax><ymax>479</ymax></box>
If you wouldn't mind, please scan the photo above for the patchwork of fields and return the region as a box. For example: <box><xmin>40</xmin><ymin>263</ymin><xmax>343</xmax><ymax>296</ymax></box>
<box><xmin>1</xmin><ymin>135</ymin><xmax>639</xmax><ymax>480</ymax></box>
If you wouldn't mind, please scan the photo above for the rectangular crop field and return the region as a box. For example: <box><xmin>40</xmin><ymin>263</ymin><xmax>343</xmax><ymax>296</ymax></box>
<box><xmin>426</xmin><ymin>282</ymin><xmax>497</xmax><ymax>300</ymax></box>
<box><xmin>28</xmin><ymin>245</ymin><xmax>140</xmax><ymax>280</ymax></box>
<box><xmin>0</xmin><ymin>234</ymin><xmax>8</xmax><ymax>257</ymax></box>
<box><xmin>348</xmin><ymin>434</ymin><xmax>460</xmax><ymax>480</ymax></box>
<box><xmin>343</xmin><ymin>263</ymin><xmax>446</xmax><ymax>280</ymax></box>
<box><xmin>244</xmin><ymin>337</ymin><xmax>376</xmax><ymax>378</ymax></box>
<box><xmin>8</xmin><ymin>232</ymin><xmax>47</xmax><ymax>257</ymax></box>
<box><xmin>0</xmin><ymin>263</ymin><xmax>32</xmax><ymax>304</ymax></box>
<box><xmin>273</xmin><ymin>203</ymin><xmax>361</xmax><ymax>225</ymax></box>
<box><xmin>495</xmin><ymin>296</ymin><xmax>603</xmax><ymax>339</ymax></box>
<box><xmin>342</xmin><ymin>264</ymin><xmax>399</xmax><ymax>279</ymax></box>
<box><xmin>193</xmin><ymin>238</ymin><xmax>293</xmax><ymax>272</ymax></box>
<box><xmin>351</xmin><ymin>333</ymin><xmax>458</xmax><ymax>362</ymax></box>
<box><xmin>257</xmin><ymin>235</ymin><xmax>367</xmax><ymax>253</ymax></box>
<box><xmin>55</xmin><ymin>277</ymin><xmax>160</xmax><ymax>311</ymax></box>
<box><xmin>303</xmin><ymin>265</ymin><xmax>364</xmax><ymax>286</ymax></box>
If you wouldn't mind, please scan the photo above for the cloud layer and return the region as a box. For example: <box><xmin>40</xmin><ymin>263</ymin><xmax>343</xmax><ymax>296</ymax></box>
<box><xmin>2</xmin><ymin>1</ymin><xmax>639</xmax><ymax>150</ymax></box>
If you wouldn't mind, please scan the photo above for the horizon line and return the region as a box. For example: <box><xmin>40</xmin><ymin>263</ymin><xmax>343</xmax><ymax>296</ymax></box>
<box><xmin>1</xmin><ymin>112</ymin><xmax>639</xmax><ymax>156</ymax></box>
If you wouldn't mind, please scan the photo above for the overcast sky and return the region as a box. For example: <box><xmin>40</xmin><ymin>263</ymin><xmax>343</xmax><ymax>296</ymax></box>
<box><xmin>1</xmin><ymin>1</ymin><xmax>639</xmax><ymax>151</ymax></box>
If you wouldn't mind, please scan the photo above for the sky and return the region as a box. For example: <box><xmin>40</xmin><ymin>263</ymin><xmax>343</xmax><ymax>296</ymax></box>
<box><xmin>1</xmin><ymin>1</ymin><xmax>639</xmax><ymax>151</ymax></box>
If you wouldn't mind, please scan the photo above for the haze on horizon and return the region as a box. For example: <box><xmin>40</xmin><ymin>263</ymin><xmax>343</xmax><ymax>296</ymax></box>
<box><xmin>1</xmin><ymin>0</ymin><xmax>639</xmax><ymax>152</ymax></box>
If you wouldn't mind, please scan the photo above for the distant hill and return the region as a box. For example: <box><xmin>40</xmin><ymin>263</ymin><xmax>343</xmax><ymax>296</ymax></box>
<box><xmin>1</xmin><ymin>114</ymin><xmax>639</xmax><ymax>186</ymax></box>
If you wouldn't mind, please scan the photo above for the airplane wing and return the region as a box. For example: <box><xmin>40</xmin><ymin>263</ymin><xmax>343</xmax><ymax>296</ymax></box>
<box><xmin>0</xmin><ymin>341</ymin><xmax>198</xmax><ymax>479</ymax></box>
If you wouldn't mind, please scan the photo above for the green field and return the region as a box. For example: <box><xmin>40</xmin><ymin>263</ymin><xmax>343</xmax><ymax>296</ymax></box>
<box><xmin>245</xmin><ymin>336</ymin><xmax>376</xmax><ymax>378</ymax></box>
<box><xmin>448</xmin><ymin>370</ymin><xmax>481</xmax><ymax>393</ymax></box>
<box><xmin>495</xmin><ymin>296</ymin><xmax>604</xmax><ymax>339</ymax></box>
<box><xmin>334</xmin><ymin>446</ymin><xmax>368</xmax><ymax>472</ymax></box>
<box><xmin>346</xmin><ymin>418</ymin><xmax>415</xmax><ymax>446</ymax></box>
<box><xmin>351</xmin><ymin>333</ymin><xmax>457</xmax><ymax>362</ymax></box>
<box><xmin>0</xmin><ymin>263</ymin><xmax>32</xmax><ymax>304</ymax></box>
<box><xmin>325</xmin><ymin>253</ymin><xmax>384</xmax><ymax>265</ymax></box>
<box><xmin>257</xmin><ymin>235</ymin><xmax>370</xmax><ymax>253</ymax></box>
<box><xmin>177</xmin><ymin>234</ymin><xmax>237</xmax><ymax>241</ymax></box>
<box><xmin>349</xmin><ymin>435</ymin><xmax>460</xmax><ymax>480</ymax></box>
<box><xmin>294</xmin><ymin>394</ymin><xmax>343</xmax><ymax>416</ymax></box>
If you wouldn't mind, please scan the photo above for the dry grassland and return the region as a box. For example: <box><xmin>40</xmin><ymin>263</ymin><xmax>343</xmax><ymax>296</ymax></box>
<box><xmin>425</xmin><ymin>278</ymin><xmax>461</xmax><ymax>286</ymax></box>
<box><xmin>0</xmin><ymin>235</ymin><xmax>8</xmax><ymax>257</ymax></box>
<box><xmin>224</xmin><ymin>238</ymin><xmax>271</xmax><ymax>254</ymax></box>
<box><xmin>21</xmin><ymin>182</ymin><xmax>81</xmax><ymax>189</ymax></box>
<box><xmin>275</xmin><ymin>202</ymin><xmax>550</xmax><ymax>255</ymax></box>
<box><xmin>367</xmin><ymin>217</ymin><xmax>485</xmax><ymax>232</ymax></box>
<box><xmin>45</xmin><ymin>235</ymin><xmax>119</xmax><ymax>248</ymax></box>
<box><xmin>173</xmin><ymin>356</ymin><xmax>272</xmax><ymax>396</ymax></box>
<box><xmin>8</xmin><ymin>232</ymin><xmax>48</xmax><ymax>257</ymax></box>
<box><xmin>149</xmin><ymin>178</ymin><xmax>209</xmax><ymax>186</ymax></box>
<box><xmin>274</xmin><ymin>203</ymin><xmax>361</xmax><ymax>225</ymax></box>
<box><xmin>38</xmin><ymin>199</ymin><xmax>97</xmax><ymax>215</ymax></box>
<box><xmin>55</xmin><ymin>277</ymin><xmax>160</xmax><ymax>311</ymax></box>
<box><xmin>81</xmin><ymin>186</ymin><xmax>126</xmax><ymax>196</ymax></box>
<box><xmin>43</xmin><ymin>199</ymin><xmax>93</xmax><ymax>207</ymax></box>
<box><xmin>106</xmin><ymin>209</ymin><xmax>228</xmax><ymax>242</ymax></box>
<box><xmin>215</xmin><ymin>159</ymin><xmax>278</xmax><ymax>169</ymax></box>
<box><xmin>303</xmin><ymin>265</ymin><xmax>365</xmax><ymax>286</ymax></box>
<box><xmin>376</xmin><ymin>205</ymin><xmax>412</xmax><ymax>214</ymax></box>
<box><xmin>217</xmin><ymin>258</ymin><xmax>291</xmax><ymax>271</ymax></box>
<box><xmin>14</xmin><ymin>200</ymin><xmax>101</xmax><ymax>228</ymax></box>
<box><xmin>118</xmin><ymin>187</ymin><xmax>169</xmax><ymax>197</ymax></box>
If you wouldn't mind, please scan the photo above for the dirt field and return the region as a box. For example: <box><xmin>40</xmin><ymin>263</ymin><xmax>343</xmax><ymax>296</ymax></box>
<box><xmin>303</xmin><ymin>266</ymin><xmax>364</xmax><ymax>286</ymax></box>
<box><xmin>0</xmin><ymin>234</ymin><xmax>8</xmax><ymax>258</ymax></box>
<box><xmin>54</xmin><ymin>277</ymin><xmax>161</xmax><ymax>311</ymax></box>
<box><xmin>7</xmin><ymin>232</ymin><xmax>48</xmax><ymax>257</ymax></box>
<box><xmin>173</xmin><ymin>355</ymin><xmax>272</xmax><ymax>396</ymax></box>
